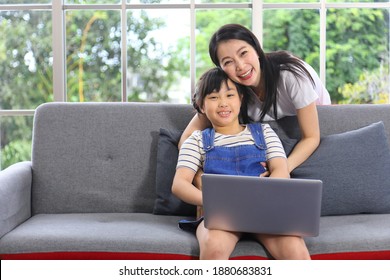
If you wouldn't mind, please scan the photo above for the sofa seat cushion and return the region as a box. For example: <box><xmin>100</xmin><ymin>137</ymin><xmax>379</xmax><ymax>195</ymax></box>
<box><xmin>0</xmin><ymin>213</ymin><xmax>199</xmax><ymax>259</ymax></box>
<box><xmin>305</xmin><ymin>214</ymin><xmax>390</xmax><ymax>259</ymax></box>
<box><xmin>1</xmin><ymin>213</ymin><xmax>389</xmax><ymax>260</ymax></box>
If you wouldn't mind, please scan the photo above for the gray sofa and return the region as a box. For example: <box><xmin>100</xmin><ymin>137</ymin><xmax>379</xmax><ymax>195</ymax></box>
<box><xmin>1</xmin><ymin>102</ymin><xmax>390</xmax><ymax>260</ymax></box>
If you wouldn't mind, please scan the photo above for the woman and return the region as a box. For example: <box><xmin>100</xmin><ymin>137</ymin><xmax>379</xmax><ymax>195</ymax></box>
<box><xmin>180</xmin><ymin>23</ymin><xmax>331</xmax><ymax>173</ymax></box>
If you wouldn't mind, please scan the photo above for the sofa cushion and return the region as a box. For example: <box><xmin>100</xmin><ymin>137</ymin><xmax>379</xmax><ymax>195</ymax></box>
<box><xmin>0</xmin><ymin>213</ymin><xmax>200</xmax><ymax>258</ymax></box>
<box><xmin>1</xmin><ymin>213</ymin><xmax>390</xmax><ymax>260</ymax></box>
<box><xmin>292</xmin><ymin>121</ymin><xmax>390</xmax><ymax>216</ymax></box>
<box><xmin>153</xmin><ymin>128</ymin><xmax>196</xmax><ymax>216</ymax></box>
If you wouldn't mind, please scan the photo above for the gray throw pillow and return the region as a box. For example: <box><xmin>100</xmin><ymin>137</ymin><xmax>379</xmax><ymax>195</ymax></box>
<box><xmin>153</xmin><ymin>128</ymin><xmax>196</xmax><ymax>216</ymax></box>
<box><xmin>292</xmin><ymin>121</ymin><xmax>390</xmax><ymax>216</ymax></box>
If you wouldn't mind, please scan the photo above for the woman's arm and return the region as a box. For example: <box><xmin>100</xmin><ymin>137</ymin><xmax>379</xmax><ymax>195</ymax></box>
<box><xmin>172</xmin><ymin>168</ymin><xmax>203</xmax><ymax>206</ymax></box>
<box><xmin>287</xmin><ymin>102</ymin><xmax>320</xmax><ymax>172</ymax></box>
<box><xmin>178</xmin><ymin>113</ymin><xmax>211</xmax><ymax>149</ymax></box>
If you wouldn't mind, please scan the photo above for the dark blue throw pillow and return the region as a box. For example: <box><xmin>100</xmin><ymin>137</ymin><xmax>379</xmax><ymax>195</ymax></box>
<box><xmin>153</xmin><ymin>128</ymin><xmax>196</xmax><ymax>216</ymax></box>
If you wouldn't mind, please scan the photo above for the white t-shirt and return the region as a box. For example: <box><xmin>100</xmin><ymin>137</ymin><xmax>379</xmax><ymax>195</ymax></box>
<box><xmin>177</xmin><ymin>124</ymin><xmax>286</xmax><ymax>173</ymax></box>
<box><xmin>247</xmin><ymin>63</ymin><xmax>331</xmax><ymax>121</ymax></box>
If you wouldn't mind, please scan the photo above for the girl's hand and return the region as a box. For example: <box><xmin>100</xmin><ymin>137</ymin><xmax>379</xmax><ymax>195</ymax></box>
<box><xmin>259</xmin><ymin>162</ymin><xmax>270</xmax><ymax>177</ymax></box>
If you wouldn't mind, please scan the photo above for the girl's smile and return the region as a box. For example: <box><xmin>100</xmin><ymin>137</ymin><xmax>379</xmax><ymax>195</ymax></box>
<box><xmin>201</xmin><ymin>79</ymin><xmax>243</xmax><ymax>135</ymax></box>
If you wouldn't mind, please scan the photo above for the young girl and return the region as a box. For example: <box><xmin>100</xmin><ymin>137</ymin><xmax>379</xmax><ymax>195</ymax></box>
<box><xmin>172</xmin><ymin>68</ymin><xmax>310</xmax><ymax>260</ymax></box>
<box><xmin>180</xmin><ymin>23</ymin><xmax>331</xmax><ymax>174</ymax></box>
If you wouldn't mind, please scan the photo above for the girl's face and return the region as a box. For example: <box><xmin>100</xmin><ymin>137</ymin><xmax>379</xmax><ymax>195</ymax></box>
<box><xmin>216</xmin><ymin>39</ymin><xmax>261</xmax><ymax>89</ymax></box>
<box><xmin>201</xmin><ymin>79</ymin><xmax>242</xmax><ymax>133</ymax></box>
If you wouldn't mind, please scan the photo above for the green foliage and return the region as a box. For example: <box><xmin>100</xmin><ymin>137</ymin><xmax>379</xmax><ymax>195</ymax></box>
<box><xmin>0</xmin><ymin>10</ymin><xmax>53</xmax><ymax>110</ymax></box>
<box><xmin>0</xmin><ymin>140</ymin><xmax>31</xmax><ymax>170</ymax></box>
<box><xmin>326</xmin><ymin>8</ymin><xmax>388</xmax><ymax>102</ymax></box>
<box><xmin>263</xmin><ymin>9</ymin><xmax>320</xmax><ymax>69</ymax></box>
<box><xmin>0</xmin><ymin>105</ymin><xmax>34</xmax><ymax>169</ymax></box>
<box><xmin>339</xmin><ymin>63</ymin><xmax>389</xmax><ymax>104</ymax></box>
<box><xmin>66</xmin><ymin>10</ymin><xmax>121</xmax><ymax>102</ymax></box>
<box><xmin>64</xmin><ymin>8</ymin><xmax>188</xmax><ymax>103</ymax></box>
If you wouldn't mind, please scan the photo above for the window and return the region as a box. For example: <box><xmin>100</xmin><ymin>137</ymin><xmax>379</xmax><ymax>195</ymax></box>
<box><xmin>1</xmin><ymin>0</ymin><xmax>389</xmax><ymax>169</ymax></box>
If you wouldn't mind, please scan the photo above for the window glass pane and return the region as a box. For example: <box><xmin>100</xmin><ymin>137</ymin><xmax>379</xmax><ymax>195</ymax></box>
<box><xmin>196</xmin><ymin>0</ymin><xmax>249</xmax><ymax>3</ymax></box>
<box><xmin>122</xmin><ymin>0</ymin><xmax>191</xmax><ymax>5</ymax></box>
<box><xmin>125</xmin><ymin>0</ymin><xmax>189</xmax><ymax>3</ymax></box>
<box><xmin>327</xmin><ymin>0</ymin><xmax>388</xmax><ymax>3</ymax></box>
<box><xmin>195</xmin><ymin>9</ymin><xmax>251</xmax><ymax>80</ymax></box>
<box><xmin>263</xmin><ymin>9</ymin><xmax>321</xmax><ymax>85</ymax></box>
<box><xmin>0</xmin><ymin>0</ymin><xmax>51</xmax><ymax>3</ymax></box>
<box><xmin>263</xmin><ymin>0</ymin><xmax>318</xmax><ymax>3</ymax></box>
<box><xmin>0</xmin><ymin>10</ymin><xmax>53</xmax><ymax>110</ymax></box>
<box><xmin>66</xmin><ymin>10</ymin><xmax>121</xmax><ymax>102</ymax></box>
<box><xmin>0</xmin><ymin>116</ymin><xmax>33</xmax><ymax>171</ymax></box>
<box><xmin>65</xmin><ymin>0</ymin><xmax>119</xmax><ymax>3</ymax></box>
<box><xmin>127</xmin><ymin>9</ymin><xmax>190</xmax><ymax>103</ymax></box>
<box><xmin>327</xmin><ymin>8</ymin><xmax>389</xmax><ymax>104</ymax></box>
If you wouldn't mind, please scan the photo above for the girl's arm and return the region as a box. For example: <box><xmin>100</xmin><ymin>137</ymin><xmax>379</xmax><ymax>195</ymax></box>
<box><xmin>267</xmin><ymin>157</ymin><xmax>290</xmax><ymax>179</ymax></box>
<box><xmin>178</xmin><ymin>113</ymin><xmax>211</xmax><ymax>149</ymax></box>
<box><xmin>287</xmin><ymin>102</ymin><xmax>320</xmax><ymax>172</ymax></box>
<box><xmin>172</xmin><ymin>167</ymin><xmax>203</xmax><ymax>207</ymax></box>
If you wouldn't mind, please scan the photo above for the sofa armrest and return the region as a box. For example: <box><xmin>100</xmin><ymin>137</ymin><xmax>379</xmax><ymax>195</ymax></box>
<box><xmin>0</xmin><ymin>161</ymin><xmax>32</xmax><ymax>238</ymax></box>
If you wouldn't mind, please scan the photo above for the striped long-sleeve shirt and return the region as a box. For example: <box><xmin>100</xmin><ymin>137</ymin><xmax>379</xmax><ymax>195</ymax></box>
<box><xmin>177</xmin><ymin>124</ymin><xmax>286</xmax><ymax>173</ymax></box>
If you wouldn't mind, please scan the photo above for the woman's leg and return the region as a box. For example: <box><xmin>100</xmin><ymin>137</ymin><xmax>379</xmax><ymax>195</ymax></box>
<box><xmin>254</xmin><ymin>234</ymin><xmax>311</xmax><ymax>260</ymax></box>
<box><xmin>196</xmin><ymin>221</ymin><xmax>241</xmax><ymax>260</ymax></box>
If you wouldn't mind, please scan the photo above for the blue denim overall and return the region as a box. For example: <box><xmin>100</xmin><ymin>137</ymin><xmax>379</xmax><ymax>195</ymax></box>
<box><xmin>178</xmin><ymin>123</ymin><xmax>267</xmax><ymax>232</ymax></box>
<box><xmin>202</xmin><ymin>123</ymin><xmax>267</xmax><ymax>176</ymax></box>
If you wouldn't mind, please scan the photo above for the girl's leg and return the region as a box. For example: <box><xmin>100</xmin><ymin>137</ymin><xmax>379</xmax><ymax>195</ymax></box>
<box><xmin>196</xmin><ymin>221</ymin><xmax>241</xmax><ymax>260</ymax></box>
<box><xmin>254</xmin><ymin>234</ymin><xmax>311</xmax><ymax>260</ymax></box>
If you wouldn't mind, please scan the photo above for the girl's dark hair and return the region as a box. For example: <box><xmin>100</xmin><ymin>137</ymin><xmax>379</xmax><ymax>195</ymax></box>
<box><xmin>192</xmin><ymin>67</ymin><xmax>250</xmax><ymax>123</ymax></box>
<box><xmin>209</xmin><ymin>23</ymin><xmax>315</xmax><ymax>121</ymax></box>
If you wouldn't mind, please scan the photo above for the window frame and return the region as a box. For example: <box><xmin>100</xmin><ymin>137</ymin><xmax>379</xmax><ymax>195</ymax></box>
<box><xmin>0</xmin><ymin>0</ymin><xmax>389</xmax><ymax>118</ymax></box>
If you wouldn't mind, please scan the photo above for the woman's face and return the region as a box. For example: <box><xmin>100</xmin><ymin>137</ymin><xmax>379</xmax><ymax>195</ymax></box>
<box><xmin>216</xmin><ymin>39</ymin><xmax>261</xmax><ymax>89</ymax></box>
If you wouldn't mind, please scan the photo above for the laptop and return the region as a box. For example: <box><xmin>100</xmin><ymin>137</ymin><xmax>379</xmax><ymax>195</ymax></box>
<box><xmin>202</xmin><ymin>174</ymin><xmax>323</xmax><ymax>237</ymax></box>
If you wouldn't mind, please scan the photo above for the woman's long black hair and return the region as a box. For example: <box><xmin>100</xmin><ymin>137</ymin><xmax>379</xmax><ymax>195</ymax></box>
<box><xmin>209</xmin><ymin>23</ymin><xmax>315</xmax><ymax>121</ymax></box>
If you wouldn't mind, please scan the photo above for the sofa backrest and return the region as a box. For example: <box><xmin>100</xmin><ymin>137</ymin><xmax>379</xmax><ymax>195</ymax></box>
<box><xmin>31</xmin><ymin>102</ymin><xmax>195</xmax><ymax>214</ymax></box>
<box><xmin>318</xmin><ymin>104</ymin><xmax>390</xmax><ymax>142</ymax></box>
<box><xmin>31</xmin><ymin>102</ymin><xmax>390</xmax><ymax>215</ymax></box>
